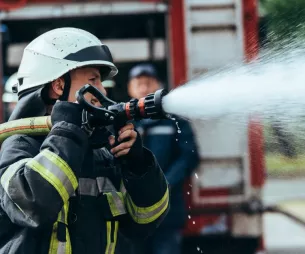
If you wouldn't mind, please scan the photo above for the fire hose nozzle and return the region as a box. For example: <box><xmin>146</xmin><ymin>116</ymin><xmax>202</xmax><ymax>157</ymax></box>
<box><xmin>0</xmin><ymin>86</ymin><xmax>170</xmax><ymax>145</ymax></box>
<box><xmin>124</xmin><ymin>89</ymin><xmax>169</xmax><ymax>120</ymax></box>
<box><xmin>76</xmin><ymin>85</ymin><xmax>170</xmax><ymax>127</ymax></box>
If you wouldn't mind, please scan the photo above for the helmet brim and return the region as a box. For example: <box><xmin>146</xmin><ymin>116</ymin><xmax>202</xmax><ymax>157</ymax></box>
<box><xmin>17</xmin><ymin>60</ymin><xmax>118</xmax><ymax>95</ymax></box>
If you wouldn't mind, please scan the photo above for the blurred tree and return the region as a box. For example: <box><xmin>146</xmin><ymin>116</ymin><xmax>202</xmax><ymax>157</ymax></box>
<box><xmin>260</xmin><ymin>0</ymin><xmax>305</xmax><ymax>44</ymax></box>
<box><xmin>259</xmin><ymin>0</ymin><xmax>305</xmax><ymax>158</ymax></box>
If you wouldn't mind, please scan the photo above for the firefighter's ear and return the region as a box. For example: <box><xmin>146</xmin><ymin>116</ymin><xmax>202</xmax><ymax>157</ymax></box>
<box><xmin>50</xmin><ymin>77</ymin><xmax>64</xmax><ymax>98</ymax></box>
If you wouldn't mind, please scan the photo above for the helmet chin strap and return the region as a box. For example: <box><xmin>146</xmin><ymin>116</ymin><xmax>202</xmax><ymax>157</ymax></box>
<box><xmin>59</xmin><ymin>73</ymin><xmax>71</xmax><ymax>101</ymax></box>
<box><xmin>39</xmin><ymin>72</ymin><xmax>71</xmax><ymax>105</ymax></box>
<box><xmin>41</xmin><ymin>86</ymin><xmax>57</xmax><ymax>105</ymax></box>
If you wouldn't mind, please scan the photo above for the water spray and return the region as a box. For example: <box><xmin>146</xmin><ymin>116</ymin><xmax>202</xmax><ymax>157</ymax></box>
<box><xmin>3</xmin><ymin>48</ymin><xmax>305</xmax><ymax>143</ymax></box>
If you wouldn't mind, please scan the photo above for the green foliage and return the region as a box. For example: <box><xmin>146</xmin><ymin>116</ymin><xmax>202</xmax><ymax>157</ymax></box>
<box><xmin>266</xmin><ymin>153</ymin><xmax>305</xmax><ymax>177</ymax></box>
<box><xmin>262</xmin><ymin>0</ymin><xmax>305</xmax><ymax>44</ymax></box>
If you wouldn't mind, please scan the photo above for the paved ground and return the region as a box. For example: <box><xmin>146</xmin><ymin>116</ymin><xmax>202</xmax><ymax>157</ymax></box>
<box><xmin>263</xmin><ymin>178</ymin><xmax>305</xmax><ymax>253</ymax></box>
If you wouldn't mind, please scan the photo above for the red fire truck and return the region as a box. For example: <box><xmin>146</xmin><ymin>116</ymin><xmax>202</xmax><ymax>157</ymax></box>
<box><xmin>0</xmin><ymin>0</ymin><xmax>265</xmax><ymax>253</ymax></box>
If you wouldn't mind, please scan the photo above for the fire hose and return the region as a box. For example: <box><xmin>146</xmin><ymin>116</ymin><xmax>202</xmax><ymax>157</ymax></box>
<box><xmin>188</xmin><ymin>198</ymin><xmax>305</xmax><ymax>228</ymax></box>
<box><xmin>0</xmin><ymin>85</ymin><xmax>170</xmax><ymax>145</ymax></box>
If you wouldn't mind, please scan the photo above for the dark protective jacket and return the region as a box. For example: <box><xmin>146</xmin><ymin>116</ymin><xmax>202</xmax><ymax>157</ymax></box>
<box><xmin>136</xmin><ymin>118</ymin><xmax>199</xmax><ymax>229</ymax></box>
<box><xmin>0</xmin><ymin>93</ymin><xmax>169</xmax><ymax>254</ymax></box>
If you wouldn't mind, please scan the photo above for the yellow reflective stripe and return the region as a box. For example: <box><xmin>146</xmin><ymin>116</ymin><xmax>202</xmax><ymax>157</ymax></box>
<box><xmin>105</xmin><ymin>221</ymin><xmax>111</xmax><ymax>254</ymax></box>
<box><xmin>48</xmin><ymin>222</ymin><xmax>59</xmax><ymax>254</ymax></box>
<box><xmin>62</xmin><ymin>202</ymin><xmax>72</xmax><ymax>254</ymax></box>
<box><xmin>26</xmin><ymin>160</ymin><xmax>70</xmax><ymax>203</ymax></box>
<box><xmin>48</xmin><ymin>203</ymin><xmax>72</xmax><ymax>254</ymax></box>
<box><xmin>65</xmin><ymin>226</ymin><xmax>72</xmax><ymax>253</ymax></box>
<box><xmin>42</xmin><ymin>149</ymin><xmax>78</xmax><ymax>190</ymax></box>
<box><xmin>105</xmin><ymin>192</ymin><xmax>126</xmax><ymax>217</ymax></box>
<box><xmin>58</xmin><ymin>202</ymin><xmax>69</xmax><ymax>224</ymax></box>
<box><xmin>126</xmin><ymin>188</ymin><xmax>169</xmax><ymax>224</ymax></box>
<box><xmin>63</xmin><ymin>202</ymin><xmax>69</xmax><ymax>224</ymax></box>
<box><xmin>113</xmin><ymin>221</ymin><xmax>119</xmax><ymax>252</ymax></box>
<box><xmin>105</xmin><ymin>221</ymin><xmax>118</xmax><ymax>254</ymax></box>
<box><xmin>129</xmin><ymin>187</ymin><xmax>169</xmax><ymax>213</ymax></box>
<box><xmin>0</xmin><ymin>158</ymin><xmax>31</xmax><ymax>194</ymax></box>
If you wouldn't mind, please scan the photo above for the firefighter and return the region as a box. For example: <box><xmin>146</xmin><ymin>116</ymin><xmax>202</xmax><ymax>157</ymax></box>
<box><xmin>2</xmin><ymin>72</ymin><xmax>18</xmax><ymax>121</ymax></box>
<box><xmin>125</xmin><ymin>63</ymin><xmax>199</xmax><ymax>254</ymax></box>
<box><xmin>0</xmin><ymin>28</ymin><xmax>169</xmax><ymax>254</ymax></box>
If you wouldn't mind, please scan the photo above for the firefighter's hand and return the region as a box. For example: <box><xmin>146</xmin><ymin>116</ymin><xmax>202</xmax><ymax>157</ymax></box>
<box><xmin>109</xmin><ymin>123</ymin><xmax>140</xmax><ymax>157</ymax></box>
<box><xmin>109</xmin><ymin>123</ymin><xmax>146</xmax><ymax>175</ymax></box>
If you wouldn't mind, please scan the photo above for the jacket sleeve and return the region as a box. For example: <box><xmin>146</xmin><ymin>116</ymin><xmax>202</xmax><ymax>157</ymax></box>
<box><xmin>118</xmin><ymin>148</ymin><xmax>169</xmax><ymax>239</ymax></box>
<box><xmin>0</xmin><ymin>122</ymin><xmax>88</xmax><ymax>228</ymax></box>
<box><xmin>165</xmin><ymin>119</ymin><xmax>200</xmax><ymax>187</ymax></box>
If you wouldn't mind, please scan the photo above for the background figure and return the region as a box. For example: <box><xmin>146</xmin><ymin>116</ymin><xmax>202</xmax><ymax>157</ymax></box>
<box><xmin>125</xmin><ymin>63</ymin><xmax>200</xmax><ymax>254</ymax></box>
<box><xmin>102</xmin><ymin>79</ymin><xmax>116</xmax><ymax>98</ymax></box>
<box><xmin>2</xmin><ymin>72</ymin><xmax>18</xmax><ymax>122</ymax></box>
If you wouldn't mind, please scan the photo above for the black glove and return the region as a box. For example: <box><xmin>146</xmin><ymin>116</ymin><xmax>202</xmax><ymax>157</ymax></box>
<box><xmin>121</xmin><ymin>130</ymin><xmax>146</xmax><ymax>176</ymax></box>
<box><xmin>51</xmin><ymin>102</ymin><xmax>83</xmax><ymax>127</ymax></box>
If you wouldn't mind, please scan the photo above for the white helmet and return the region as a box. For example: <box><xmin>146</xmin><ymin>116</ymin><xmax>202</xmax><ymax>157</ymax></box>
<box><xmin>3</xmin><ymin>72</ymin><xmax>18</xmax><ymax>103</ymax></box>
<box><xmin>16</xmin><ymin>27</ymin><xmax>118</xmax><ymax>96</ymax></box>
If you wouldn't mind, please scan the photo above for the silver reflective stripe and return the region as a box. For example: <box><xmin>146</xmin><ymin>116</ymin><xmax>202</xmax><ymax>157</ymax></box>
<box><xmin>1</xmin><ymin>158</ymin><xmax>30</xmax><ymax>195</ymax></box>
<box><xmin>35</xmin><ymin>155</ymin><xmax>75</xmax><ymax>197</ymax></box>
<box><xmin>107</xmin><ymin>244</ymin><xmax>114</xmax><ymax>254</ymax></box>
<box><xmin>146</xmin><ymin>126</ymin><xmax>175</xmax><ymax>135</ymax></box>
<box><xmin>57</xmin><ymin>204</ymin><xmax>70</xmax><ymax>254</ymax></box>
<box><xmin>57</xmin><ymin>242</ymin><xmax>66</xmax><ymax>254</ymax></box>
<box><xmin>78</xmin><ymin>178</ymin><xmax>98</xmax><ymax>196</ymax></box>
<box><xmin>112</xmin><ymin>192</ymin><xmax>126</xmax><ymax>215</ymax></box>
<box><xmin>126</xmin><ymin>190</ymin><xmax>169</xmax><ymax>221</ymax></box>
<box><xmin>59</xmin><ymin>206</ymin><xmax>65</xmax><ymax>224</ymax></box>
<box><xmin>41</xmin><ymin>149</ymin><xmax>78</xmax><ymax>190</ymax></box>
<box><xmin>105</xmin><ymin>192</ymin><xmax>127</xmax><ymax>216</ymax></box>
<box><xmin>78</xmin><ymin>177</ymin><xmax>117</xmax><ymax>196</ymax></box>
<box><xmin>97</xmin><ymin>177</ymin><xmax>116</xmax><ymax>192</ymax></box>
<box><xmin>120</xmin><ymin>181</ymin><xmax>127</xmax><ymax>194</ymax></box>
